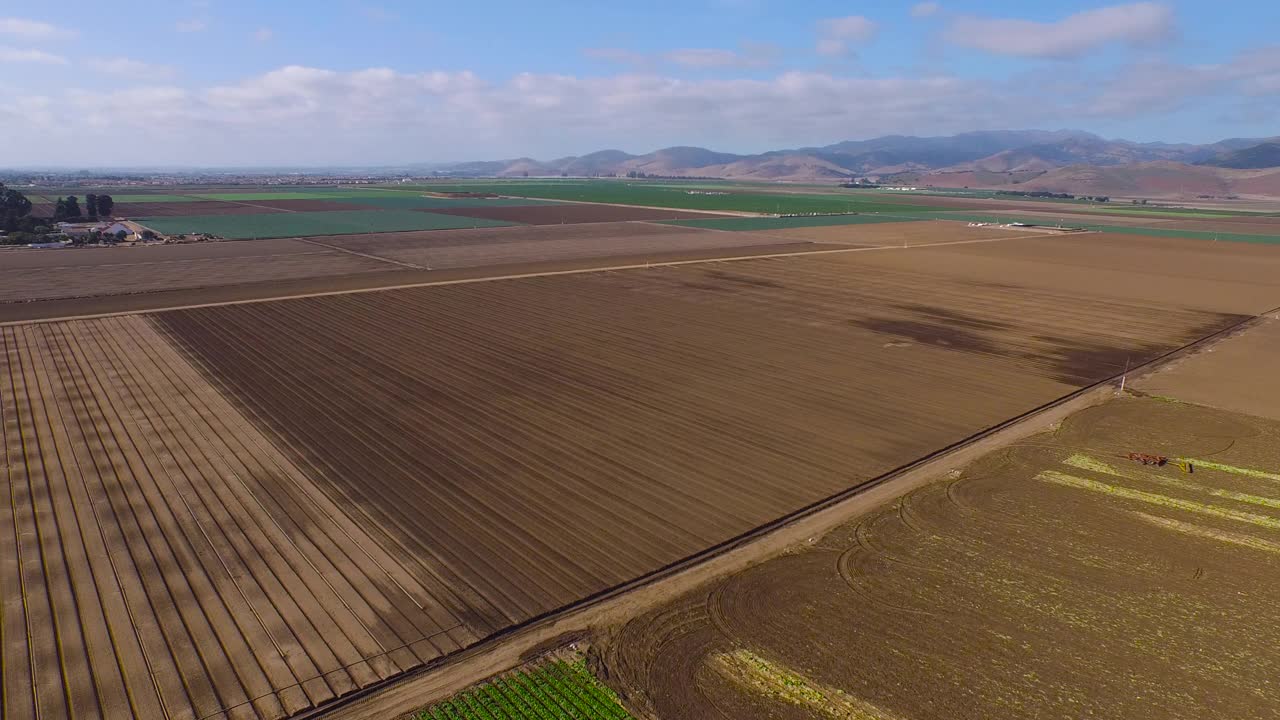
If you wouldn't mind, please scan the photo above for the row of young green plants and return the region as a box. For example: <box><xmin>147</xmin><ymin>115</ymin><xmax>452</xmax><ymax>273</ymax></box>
<box><xmin>417</xmin><ymin>657</ymin><xmax>633</xmax><ymax>720</ymax></box>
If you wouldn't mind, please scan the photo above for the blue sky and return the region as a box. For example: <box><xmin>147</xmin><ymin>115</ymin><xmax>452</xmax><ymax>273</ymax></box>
<box><xmin>2</xmin><ymin>1</ymin><xmax>1278</xmax><ymax>166</ymax></box>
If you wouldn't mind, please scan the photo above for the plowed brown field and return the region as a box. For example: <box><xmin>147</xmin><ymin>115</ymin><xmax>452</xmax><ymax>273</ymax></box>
<box><xmin>5</xmin><ymin>230</ymin><xmax>1280</xmax><ymax>720</ymax></box>
<box><xmin>744</xmin><ymin>219</ymin><xmax>1043</xmax><ymax>245</ymax></box>
<box><xmin>425</xmin><ymin>203</ymin><xmax>725</xmax><ymax>224</ymax></box>
<box><xmin>151</xmin><ymin>244</ymin><xmax>1251</xmax><ymax>632</ymax></box>
<box><xmin>1</xmin><ymin>317</ymin><xmax>477</xmax><ymax>720</ymax></box>
<box><xmin>604</xmin><ymin>397</ymin><xmax>1280</xmax><ymax>719</ymax></box>
<box><xmin>315</xmin><ymin>221</ymin><xmax>801</xmax><ymax>269</ymax></box>
<box><xmin>0</xmin><ymin>241</ymin><xmax>394</xmax><ymax>303</ymax></box>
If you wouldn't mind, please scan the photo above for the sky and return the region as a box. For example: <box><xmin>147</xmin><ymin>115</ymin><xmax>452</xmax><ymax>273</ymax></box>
<box><xmin>2</xmin><ymin>1</ymin><xmax>1278</xmax><ymax>167</ymax></box>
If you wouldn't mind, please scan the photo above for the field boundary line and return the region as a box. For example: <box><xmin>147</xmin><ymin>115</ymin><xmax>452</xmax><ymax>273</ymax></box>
<box><xmin>295</xmin><ymin>238</ymin><xmax>428</xmax><ymax>270</ymax></box>
<box><xmin>306</xmin><ymin>302</ymin><xmax>1280</xmax><ymax>720</ymax></box>
<box><xmin>1</xmin><ymin>231</ymin><xmax>1054</xmax><ymax>327</ymax></box>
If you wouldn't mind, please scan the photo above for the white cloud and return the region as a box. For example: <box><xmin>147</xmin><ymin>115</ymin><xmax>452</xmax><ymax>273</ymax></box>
<box><xmin>253</xmin><ymin>27</ymin><xmax>274</xmax><ymax>43</ymax></box>
<box><xmin>816</xmin><ymin>16</ymin><xmax>878</xmax><ymax>57</ymax></box>
<box><xmin>584</xmin><ymin>47</ymin><xmax>647</xmax><ymax>65</ymax></box>
<box><xmin>0</xmin><ymin>46</ymin><xmax>68</xmax><ymax>65</ymax></box>
<box><xmin>6</xmin><ymin>43</ymin><xmax>1280</xmax><ymax>166</ymax></box>
<box><xmin>1084</xmin><ymin>45</ymin><xmax>1280</xmax><ymax>117</ymax></box>
<box><xmin>87</xmin><ymin>57</ymin><xmax>178</xmax><ymax>80</ymax></box>
<box><xmin>945</xmin><ymin>2</ymin><xmax>1174</xmax><ymax>59</ymax></box>
<box><xmin>911</xmin><ymin>3</ymin><xmax>941</xmax><ymax>18</ymax></box>
<box><xmin>8</xmin><ymin>64</ymin><xmax>1052</xmax><ymax>165</ymax></box>
<box><xmin>176</xmin><ymin>18</ymin><xmax>208</xmax><ymax>33</ymax></box>
<box><xmin>665</xmin><ymin>44</ymin><xmax>778</xmax><ymax>69</ymax></box>
<box><xmin>0</xmin><ymin>17</ymin><xmax>75</xmax><ymax>39</ymax></box>
<box><xmin>587</xmin><ymin>43</ymin><xmax>779</xmax><ymax>70</ymax></box>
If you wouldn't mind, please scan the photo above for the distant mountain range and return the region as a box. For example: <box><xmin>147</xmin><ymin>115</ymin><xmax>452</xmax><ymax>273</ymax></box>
<box><xmin>429</xmin><ymin>130</ymin><xmax>1280</xmax><ymax>198</ymax></box>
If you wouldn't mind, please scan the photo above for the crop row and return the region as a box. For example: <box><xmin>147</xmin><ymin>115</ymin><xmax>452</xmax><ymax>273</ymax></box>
<box><xmin>417</xmin><ymin>659</ymin><xmax>633</xmax><ymax>720</ymax></box>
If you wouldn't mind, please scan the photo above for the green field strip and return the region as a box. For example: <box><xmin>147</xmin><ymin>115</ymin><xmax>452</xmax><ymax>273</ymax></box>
<box><xmin>663</xmin><ymin>213</ymin><xmax>922</xmax><ymax>231</ymax></box>
<box><xmin>1064</xmin><ymin>455</ymin><xmax>1280</xmax><ymax>511</ymax></box>
<box><xmin>325</xmin><ymin>195</ymin><xmax>563</xmax><ymax>209</ymax></box>
<box><xmin>415</xmin><ymin>658</ymin><xmax>633</xmax><ymax>720</ymax></box>
<box><xmin>714</xmin><ymin>649</ymin><xmax>902</xmax><ymax>719</ymax></box>
<box><xmin>1179</xmin><ymin>460</ymin><xmax>1280</xmax><ymax>483</ymax></box>
<box><xmin>92</xmin><ymin>193</ymin><xmax>205</xmax><ymax>203</ymax></box>
<box><xmin>384</xmin><ymin>181</ymin><xmax>949</xmax><ymax>215</ymax></box>
<box><xmin>1038</xmin><ymin>470</ymin><xmax>1280</xmax><ymax>530</ymax></box>
<box><xmin>135</xmin><ymin>209</ymin><xmax>516</xmax><ymax>239</ymax></box>
<box><xmin>189</xmin><ymin>191</ymin><xmax>359</xmax><ymax>201</ymax></box>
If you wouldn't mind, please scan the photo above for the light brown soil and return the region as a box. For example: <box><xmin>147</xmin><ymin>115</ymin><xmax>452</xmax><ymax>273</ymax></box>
<box><xmin>850</xmin><ymin>232</ymin><xmax>1280</xmax><ymax>315</ymax></box>
<box><xmin>0</xmin><ymin>246</ymin><xmax>394</xmax><ymax>303</ymax></box>
<box><xmin>0</xmin><ymin>317</ymin><xmax>478</xmax><ymax>719</ymax></box>
<box><xmin>1137</xmin><ymin>314</ymin><xmax>1280</xmax><ymax>420</ymax></box>
<box><xmin>318</xmin><ymin>221</ymin><xmax>808</xmax><ymax>269</ymax></box>
<box><xmin>745</xmin><ymin>219</ymin><xmax>1041</xmax><ymax>245</ymax></box>
<box><xmin>603</xmin><ymin>396</ymin><xmax>1280</xmax><ymax>719</ymax></box>
<box><xmin>3</xmin><ymin>239</ymin><xmax>320</xmax><ymax>269</ymax></box>
<box><xmin>424</xmin><ymin>204</ymin><xmax>724</xmax><ymax>224</ymax></box>
<box><xmin>152</xmin><ymin>245</ymin><xmax>1246</xmax><ymax>636</ymax></box>
<box><xmin>0</xmin><ymin>242</ymin><xmax>835</xmax><ymax>324</ymax></box>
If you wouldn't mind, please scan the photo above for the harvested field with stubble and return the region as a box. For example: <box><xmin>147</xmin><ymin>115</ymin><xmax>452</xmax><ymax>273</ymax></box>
<box><xmin>0</xmin><ymin>240</ymin><xmax>395</xmax><ymax>303</ymax></box>
<box><xmin>316</xmin><ymin>221</ymin><xmax>810</xmax><ymax>269</ymax></box>
<box><xmin>603</xmin><ymin>397</ymin><xmax>1280</xmax><ymax>719</ymax></box>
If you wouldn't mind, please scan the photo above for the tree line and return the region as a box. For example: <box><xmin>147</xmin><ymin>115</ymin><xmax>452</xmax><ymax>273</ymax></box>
<box><xmin>1</xmin><ymin>183</ymin><xmax>118</xmax><ymax>245</ymax></box>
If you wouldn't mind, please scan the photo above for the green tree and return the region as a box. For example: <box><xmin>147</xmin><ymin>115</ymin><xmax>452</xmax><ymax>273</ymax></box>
<box><xmin>86</xmin><ymin>193</ymin><xmax>99</xmax><ymax>219</ymax></box>
<box><xmin>64</xmin><ymin>196</ymin><xmax>82</xmax><ymax>218</ymax></box>
<box><xmin>115</xmin><ymin>229</ymin><xmax>128</xmax><ymax>242</ymax></box>
<box><xmin>96</xmin><ymin>194</ymin><xmax>114</xmax><ymax>217</ymax></box>
<box><xmin>0</xmin><ymin>183</ymin><xmax>33</xmax><ymax>231</ymax></box>
<box><xmin>53</xmin><ymin>198</ymin><xmax>67</xmax><ymax>219</ymax></box>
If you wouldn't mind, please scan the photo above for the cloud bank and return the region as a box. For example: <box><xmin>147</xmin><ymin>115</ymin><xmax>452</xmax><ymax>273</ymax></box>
<box><xmin>946</xmin><ymin>2</ymin><xmax>1174</xmax><ymax>59</ymax></box>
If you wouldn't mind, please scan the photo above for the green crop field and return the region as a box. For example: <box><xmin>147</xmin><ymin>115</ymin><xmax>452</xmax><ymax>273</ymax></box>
<box><xmin>191</xmin><ymin>191</ymin><xmax>360</xmax><ymax>201</ymax></box>
<box><xmin>415</xmin><ymin>658</ymin><xmax>633</xmax><ymax>720</ymax></box>
<box><xmin>390</xmin><ymin>180</ymin><xmax>947</xmax><ymax>215</ymax></box>
<box><xmin>136</xmin><ymin>209</ymin><xmax>516</xmax><ymax>239</ymax></box>
<box><xmin>99</xmin><ymin>193</ymin><xmax>204</xmax><ymax>202</ymax></box>
<box><xmin>326</xmin><ymin>195</ymin><xmax>563</xmax><ymax>209</ymax></box>
<box><xmin>665</xmin><ymin>213</ymin><xmax>919</xmax><ymax>231</ymax></box>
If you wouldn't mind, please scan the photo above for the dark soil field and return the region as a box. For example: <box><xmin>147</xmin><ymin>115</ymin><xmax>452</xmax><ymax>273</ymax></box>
<box><xmin>112</xmin><ymin>200</ymin><xmax>288</xmax><ymax>217</ymax></box>
<box><xmin>0</xmin><ymin>240</ymin><xmax>395</xmax><ymax>303</ymax></box>
<box><xmin>425</xmin><ymin>203</ymin><xmax>726</xmax><ymax>224</ymax></box>
<box><xmin>112</xmin><ymin>199</ymin><xmax>383</xmax><ymax>216</ymax></box>
<box><xmin>603</xmin><ymin>396</ymin><xmax>1280</xmax><ymax>719</ymax></box>
<box><xmin>317</xmin><ymin>221</ymin><xmax>808</xmax><ymax>269</ymax></box>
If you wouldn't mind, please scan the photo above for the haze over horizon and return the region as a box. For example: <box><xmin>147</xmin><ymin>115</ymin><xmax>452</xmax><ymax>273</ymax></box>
<box><xmin>4</xmin><ymin>1</ymin><xmax>1279</xmax><ymax>167</ymax></box>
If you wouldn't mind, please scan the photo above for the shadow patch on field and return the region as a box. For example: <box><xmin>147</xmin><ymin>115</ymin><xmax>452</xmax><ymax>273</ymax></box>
<box><xmin>850</xmin><ymin>317</ymin><xmax>1004</xmax><ymax>355</ymax></box>
<box><xmin>892</xmin><ymin>303</ymin><xmax>1014</xmax><ymax>332</ymax></box>
<box><xmin>1030</xmin><ymin>312</ymin><xmax>1248</xmax><ymax>385</ymax></box>
<box><xmin>1029</xmin><ymin>335</ymin><xmax>1169</xmax><ymax>385</ymax></box>
<box><xmin>701</xmin><ymin>269</ymin><xmax>787</xmax><ymax>289</ymax></box>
